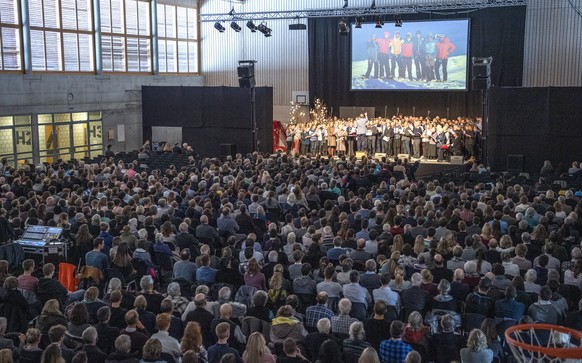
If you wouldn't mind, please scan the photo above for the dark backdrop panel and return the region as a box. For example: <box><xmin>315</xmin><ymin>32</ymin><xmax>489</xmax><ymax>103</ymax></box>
<box><xmin>488</xmin><ymin>87</ymin><xmax>582</xmax><ymax>173</ymax></box>
<box><xmin>142</xmin><ymin>86</ymin><xmax>273</xmax><ymax>156</ymax></box>
<box><xmin>308</xmin><ymin>6</ymin><xmax>526</xmax><ymax>118</ymax></box>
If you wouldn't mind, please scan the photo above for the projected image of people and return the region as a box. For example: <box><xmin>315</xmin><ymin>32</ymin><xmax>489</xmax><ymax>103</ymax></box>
<box><xmin>351</xmin><ymin>19</ymin><xmax>469</xmax><ymax>91</ymax></box>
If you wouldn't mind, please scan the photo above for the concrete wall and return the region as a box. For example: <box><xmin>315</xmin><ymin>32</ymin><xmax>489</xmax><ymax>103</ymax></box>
<box><xmin>0</xmin><ymin>74</ymin><xmax>205</xmax><ymax>155</ymax></box>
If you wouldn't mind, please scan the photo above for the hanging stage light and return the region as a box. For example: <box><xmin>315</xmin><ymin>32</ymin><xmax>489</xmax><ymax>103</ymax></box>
<box><xmin>246</xmin><ymin>21</ymin><xmax>258</xmax><ymax>32</ymax></box>
<box><xmin>230</xmin><ymin>21</ymin><xmax>242</xmax><ymax>32</ymax></box>
<box><xmin>214</xmin><ymin>22</ymin><xmax>226</xmax><ymax>32</ymax></box>
<box><xmin>338</xmin><ymin>18</ymin><xmax>350</xmax><ymax>35</ymax></box>
<box><xmin>355</xmin><ymin>17</ymin><xmax>363</xmax><ymax>29</ymax></box>
<box><xmin>257</xmin><ymin>22</ymin><xmax>272</xmax><ymax>37</ymax></box>
<box><xmin>375</xmin><ymin>17</ymin><xmax>383</xmax><ymax>28</ymax></box>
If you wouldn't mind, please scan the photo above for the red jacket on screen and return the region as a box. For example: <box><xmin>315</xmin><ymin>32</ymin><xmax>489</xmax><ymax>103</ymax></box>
<box><xmin>401</xmin><ymin>40</ymin><xmax>413</xmax><ymax>57</ymax></box>
<box><xmin>436</xmin><ymin>37</ymin><xmax>456</xmax><ymax>59</ymax></box>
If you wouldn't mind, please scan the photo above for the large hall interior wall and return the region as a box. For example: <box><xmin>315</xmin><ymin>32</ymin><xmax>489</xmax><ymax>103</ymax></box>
<box><xmin>201</xmin><ymin>0</ymin><xmax>582</xmax><ymax>122</ymax></box>
<box><xmin>523</xmin><ymin>0</ymin><xmax>582</xmax><ymax>87</ymax></box>
<box><xmin>0</xmin><ymin>74</ymin><xmax>204</xmax><ymax>153</ymax></box>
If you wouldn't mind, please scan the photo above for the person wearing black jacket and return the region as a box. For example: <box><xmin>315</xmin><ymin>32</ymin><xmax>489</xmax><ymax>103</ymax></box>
<box><xmin>95</xmin><ymin>306</ymin><xmax>120</xmax><ymax>355</ymax></box>
<box><xmin>430</xmin><ymin>314</ymin><xmax>466</xmax><ymax>363</ymax></box>
<box><xmin>0</xmin><ymin>209</ymin><xmax>13</xmax><ymax>244</ymax></box>
<box><xmin>184</xmin><ymin>293</ymin><xmax>216</xmax><ymax>347</ymax></box>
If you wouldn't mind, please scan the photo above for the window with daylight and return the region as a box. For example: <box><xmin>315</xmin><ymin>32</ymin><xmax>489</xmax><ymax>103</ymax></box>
<box><xmin>101</xmin><ymin>0</ymin><xmax>151</xmax><ymax>72</ymax></box>
<box><xmin>29</xmin><ymin>0</ymin><xmax>93</xmax><ymax>71</ymax></box>
<box><xmin>0</xmin><ymin>0</ymin><xmax>21</xmax><ymax>71</ymax></box>
<box><xmin>157</xmin><ymin>3</ymin><xmax>198</xmax><ymax>73</ymax></box>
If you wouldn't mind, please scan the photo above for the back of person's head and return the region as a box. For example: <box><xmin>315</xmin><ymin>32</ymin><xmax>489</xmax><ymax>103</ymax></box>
<box><xmin>390</xmin><ymin>320</ymin><xmax>404</xmax><ymax>339</ymax></box>
<box><xmin>97</xmin><ymin>306</ymin><xmax>111</xmax><ymax>323</ymax></box>
<box><xmin>125</xmin><ymin>309</ymin><xmax>139</xmax><ymax>326</ymax></box>
<box><xmin>318</xmin><ymin>340</ymin><xmax>342</xmax><ymax>362</ymax></box>
<box><xmin>220</xmin><ymin>353</ymin><xmax>237</xmax><ymax>363</ymax></box>
<box><xmin>81</xmin><ymin>326</ymin><xmax>98</xmax><ymax>345</ymax></box>
<box><xmin>48</xmin><ymin>324</ymin><xmax>67</xmax><ymax>343</ymax></box>
<box><xmin>283</xmin><ymin>337</ymin><xmax>298</xmax><ymax>355</ymax></box>
<box><xmin>405</xmin><ymin>351</ymin><xmax>422</xmax><ymax>363</ymax></box>
<box><xmin>539</xmin><ymin>286</ymin><xmax>552</xmax><ymax>301</ymax></box>
<box><xmin>142</xmin><ymin>338</ymin><xmax>162</xmax><ymax>361</ymax></box>
<box><xmin>115</xmin><ymin>334</ymin><xmax>132</xmax><ymax>353</ymax></box>
<box><xmin>505</xmin><ymin>285</ymin><xmax>517</xmax><ymax>299</ymax></box>
<box><xmin>538</xmin><ymin>254</ymin><xmax>549</xmax><ymax>267</ymax></box>
<box><xmin>349</xmin><ymin>270</ymin><xmax>360</xmax><ymax>283</ymax></box>
<box><xmin>317</xmin><ymin>318</ymin><xmax>331</xmax><ymax>334</ymax></box>
<box><xmin>134</xmin><ymin>294</ymin><xmax>147</xmax><ymax>310</ymax></box>
<box><xmin>156</xmin><ymin>313</ymin><xmax>171</xmax><ymax>331</ymax></box>
<box><xmin>215</xmin><ymin>322</ymin><xmax>231</xmax><ymax>340</ymax></box>
<box><xmin>440</xmin><ymin>314</ymin><xmax>455</xmax><ymax>332</ymax></box>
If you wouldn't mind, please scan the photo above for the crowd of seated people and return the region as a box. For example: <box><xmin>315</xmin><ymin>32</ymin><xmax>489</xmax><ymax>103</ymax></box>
<box><xmin>0</xmin><ymin>151</ymin><xmax>580</xmax><ymax>363</ymax></box>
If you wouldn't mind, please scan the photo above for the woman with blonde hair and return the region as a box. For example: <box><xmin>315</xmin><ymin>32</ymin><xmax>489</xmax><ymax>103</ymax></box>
<box><xmin>242</xmin><ymin>332</ymin><xmax>276</xmax><ymax>363</ymax></box>
<box><xmin>17</xmin><ymin>328</ymin><xmax>43</xmax><ymax>362</ymax></box>
<box><xmin>391</xmin><ymin>235</ymin><xmax>404</xmax><ymax>254</ymax></box>
<box><xmin>0</xmin><ymin>349</ymin><xmax>13</xmax><ymax>363</ymax></box>
<box><xmin>267</xmin><ymin>264</ymin><xmax>290</xmax><ymax>308</ymax></box>
<box><xmin>389</xmin><ymin>265</ymin><xmax>411</xmax><ymax>291</ymax></box>
<box><xmin>181</xmin><ymin>321</ymin><xmax>208</xmax><ymax>362</ymax></box>
<box><xmin>420</xmin><ymin>269</ymin><xmax>438</xmax><ymax>296</ymax></box>
<box><xmin>358</xmin><ymin>347</ymin><xmax>380</xmax><ymax>363</ymax></box>
<box><xmin>460</xmin><ymin>329</ymin><xmax>493</xmax><ymax>363</ymax></box>
<box><xmin>480</xmin><ymin>223</ymin><xmax>493</xmax><ymax>248</ymax></box>
<box><xmin>36</xmin><ymin>299</ymin><xmax>68</xmax><ymax>334</ymax></box>
<box><xmin>413</xmin><ymin>235</ymin><xmax>425</xmax><ymax>257</ymax></box>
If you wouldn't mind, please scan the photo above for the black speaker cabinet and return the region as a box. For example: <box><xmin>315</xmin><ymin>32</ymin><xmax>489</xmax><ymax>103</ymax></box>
<box><xmin>472</xmin><ymin>63</ymin><xmax>491</xmax><ymax>78</ymax></box>
<box><xmin>472</xmin><ymin>77</ymin><xmax>491</xmax><ymax>90</ymax></box>
<box><xmin>220</xmin><ymin>143</ymin><xmax>236</xmax><ymax>157</ymax></box>
<box><xmin>237</xmin><ymin>65</ymin><xmax>254</xmax><ymax>78</ymax></box>
<box><xmin>507</xmin><ymin>154</ymin><xmax>524</xmax><ymax>172</ymax></box>
<box><xmin>238</xmin><ymin>77</ymin><xmax>256</xmax><ymax>88</ymax></box>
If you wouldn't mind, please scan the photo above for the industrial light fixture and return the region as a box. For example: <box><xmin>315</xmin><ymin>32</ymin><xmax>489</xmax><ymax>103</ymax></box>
<box><xmin>375</xmin><ymin>17</ymin><xmax>383</xmax><ymax>28</ymax></box>
<box><xmin>230</xmin><ymin>21</ymin><xmax>241</xmax><ymax>32</ymax></box>
<box><xmin>395</xmin><ymin>15</ymin><xmax>403</xmax><ymax>27</ymax></box>
<box><xmin>228</xmin><ymin>7</ymin><xmax>235</xmax><ymax>16</ymax></box>
<box><xmin>257</xmin><ymin>22</ymin><xmax>272</xmax><ymax>37</ymax></box>
<box><xmin>343</xmin><ymin>0</ymin><xmax>348</xmax><ymax>9</ymax></box>
<box><xmin>370</xmin><ymin>0</ymin><xmax>376</xmax><ymax>9</ymax></box>
<box><xmin>246</xmin><ymin>21</ymin><xmax>257</xmax><ymax>32</ymax></box>
<box><xmin>338</xmin><ymin>18</ymin><xmax>349</xmax><ymax>35</ymax></box>
<box><xmin>355</xmin><ymin>17</ymin><xmax>363</xmax><ymax>28</ymax></box>
<box><xmin>214</xmin><ymin>22</ymin><xmax>226</xmax><ymax>32</ymax></box>
<box><xmin>289</xmin><ymin>16</ymin><xmax>306</xmax><ymax>30</ymax></box>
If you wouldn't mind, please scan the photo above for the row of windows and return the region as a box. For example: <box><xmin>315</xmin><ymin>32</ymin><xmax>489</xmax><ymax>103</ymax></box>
<box><xmin>0</xmin><ymin>112</ymin><xmax>103</xmax><ymax>165</ymax></box>
<box><xmin>0</xmin><ymin>0</ymin><xmax>198</xmax><ymax>73</ymax></box>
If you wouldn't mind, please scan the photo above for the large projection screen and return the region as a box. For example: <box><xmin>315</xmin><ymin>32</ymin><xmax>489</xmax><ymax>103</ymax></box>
<box><xmin>351</xmin><ymin>19</ymin><xmax>470</xmax><ymax>91</ymax></box>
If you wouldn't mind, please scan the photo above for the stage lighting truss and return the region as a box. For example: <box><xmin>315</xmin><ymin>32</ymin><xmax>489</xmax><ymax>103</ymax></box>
<box><xmin>257</xmin><ymin>22</ymin><xmax>272</xmax><ymax>37</ymax></box>
<box><xmin>338</xmin><ymin>18</ymin><xmax>349</xmax><ymax>34</ymax></box>
<box><xmin>200</xmin><ymin>0</ymin><xmax>527</xmax><ymax>22</ymax></box>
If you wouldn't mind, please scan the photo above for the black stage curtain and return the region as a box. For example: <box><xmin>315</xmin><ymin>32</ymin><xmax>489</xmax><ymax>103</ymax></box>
<box><xmin>142</xmin><ymin>86</ymin><xmax>273</xmax><ymax>156</ymax></box>
<box><xmin>308</xmin><ymin>6</ymin><xmax>526</xmax><ymax>118</ymax></box>
<box><xmin>488</xmin><ymin>87</ymin><xmax>582</xmax><ymax>173</ymax></box>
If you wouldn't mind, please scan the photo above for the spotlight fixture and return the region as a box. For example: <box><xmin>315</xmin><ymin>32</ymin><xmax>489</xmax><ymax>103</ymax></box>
<box><xmin>257</xmin><ymin>22</ymin><xmax>272</xmax><ymax>37</ymax></box>
<box><xmin>370</xmin><ymin>0</ymin><xmax>376</xmax><ymax>9</ymax></box>
<box><xmin>395</xmin><ymin>15</ymin><xmax>403</xmax><ymax>27</ymax></box>
<box><xmin>343</xmin><ymin>0</ymin><xmax>348</xmax><ymax>9</ymax></box>
<box><xmin>246</xmin><ymin>21</ymin><xmax>257</xmax><ymax>32</ymax></box>
<box><xmin>214</xmin><ymin>22</ymin><xmax>225</xmax><ymax>32</ymax></box>
<box><xmin>375</xmin><ymin>17</ymin><xmax>383</xmax><ymax>28</ymax></box>
<box><xmin>355</xmin><ymin>17</ymin><xmax>363</xmax><ymax>28</ymax></box>
<box><xmin>228</xmin><ymin>7</ymin><xmax>235</xmax><ymax>16</ymax></box>
<box><xmin>230</xmin><ymin>21</ymin><xmax>241</xmax><ymax>32</ymax></box>
<box><xmin>338</xmin><ymin>18</ymin><xmax>349</xmax><ymax>35</ymax></box>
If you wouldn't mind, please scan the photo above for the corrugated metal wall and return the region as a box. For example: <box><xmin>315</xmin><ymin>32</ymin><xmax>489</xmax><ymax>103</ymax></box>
<box><xmin>199</xmin><ymin>0</ymin><xmax>450</xmax><ymax>106</ymax></box>
<box><xmin>523</xmin><ymin>0</ymin><xmax>582</xmax><ymax>86</ymax></box>
<box><xmin>200</xmin><ymin>0</ymin><xmax>582</xmax><ymax>104</ymax></box>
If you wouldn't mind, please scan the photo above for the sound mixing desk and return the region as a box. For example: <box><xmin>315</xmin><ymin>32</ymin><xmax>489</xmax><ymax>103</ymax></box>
<box><xmin>17</xmin><ymin>225</ymin><xmax>68</xmax><ymax>264</ymax></box>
